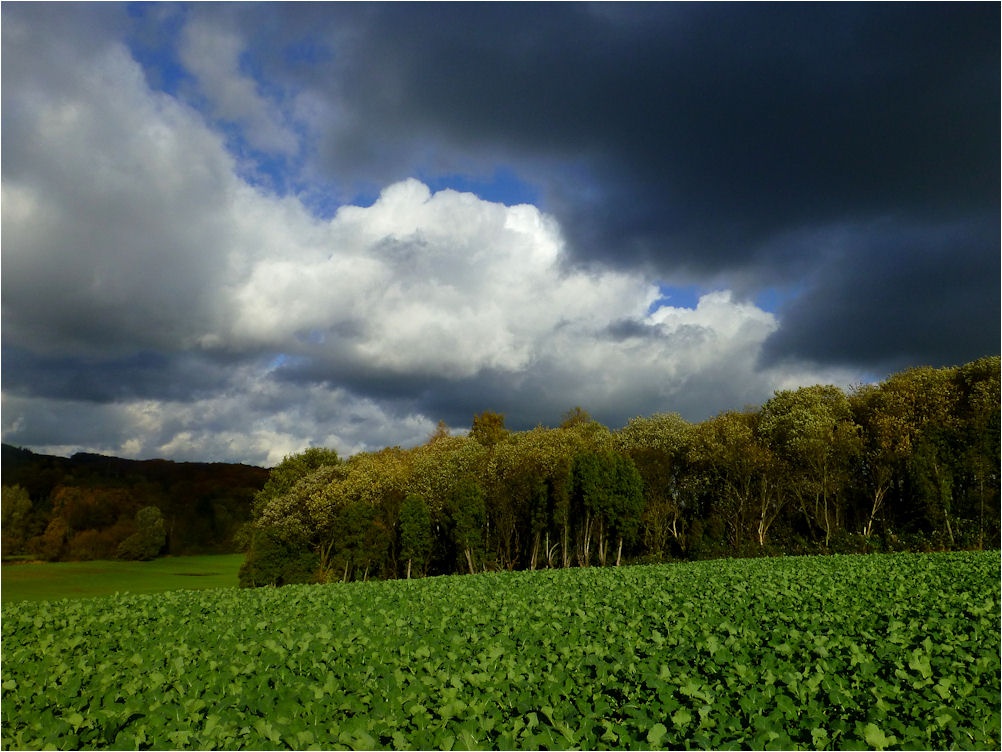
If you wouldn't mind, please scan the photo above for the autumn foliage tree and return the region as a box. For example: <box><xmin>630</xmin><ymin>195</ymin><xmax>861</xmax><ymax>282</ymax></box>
<box><xmin>240</xmin><ymin>357</ymin><xmax>999</xmax><ymax>587</ymax></box>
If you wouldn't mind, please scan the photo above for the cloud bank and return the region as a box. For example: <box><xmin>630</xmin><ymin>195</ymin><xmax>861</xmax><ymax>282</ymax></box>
<box><xmin>2</xmin><ymin>3</ymin><xmax>996</xmax><ymax>465</ymax></box>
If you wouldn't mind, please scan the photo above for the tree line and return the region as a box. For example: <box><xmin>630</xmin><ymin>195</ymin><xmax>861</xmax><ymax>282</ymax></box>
<box><xmin>239</xmin><ymin>356</ymin><xmax>1000</xmax><ymax>587</ymax></box>
<box><xmin>1</xmin><ymin>447</ymin><xmax>268</xmax><ymax>561</ymax></box>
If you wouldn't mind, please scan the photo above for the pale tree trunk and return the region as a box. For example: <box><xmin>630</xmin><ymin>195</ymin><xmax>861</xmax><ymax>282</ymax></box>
<box><xmin>547</xmin><ymin>538</ymin><xmax>560</xmax><ymax>569</ymax></box>
<box><xmin>667</xmin><ymin>503</ymin><xmax>686</xmax><ymax>553</ymax></box>
<box><xmin>406</xmin><ymin>558</ymin><xmax>412</xmax><ymax>580</ymax></box>
<box><xmin>755</xmin><ymin>479</ymin><xmax>784</xmax><ymax>547</ymax></box>
<box><xmin>822</xmin><ymin>494</ymin><xmax>832</xmax><ymax>547</ymax></box>
<box><xmin>318</xmin><ymin>540</ymin><xmax>336</xmax><ymax>582</ymax></box>
<box><xmin>615</xmin><ymin>537</ymin><xmax>623</xmax><ymax>567</ymax></box>
<box><xmin>577</xmin><ymin>512</ymin><xmax>595</xmax><ymax>567</ymax></box>
<box><xmin>562</xmin><ymin>523</ymin><xmax>571</xmax><ymax>568</ymax></box>
<box><xmin>597</xmin><ymin>518</ymin><xmax>607</xmax><ymax>567</ymax></box>
<box><xmin>863</xmin><ymin>486</ymin><xmax>887</xmax><ymax>538</ymax></box>
<box><xmin>529</xmin><ymin>532</ymin><xmax>540</xmax><ymax>571</ymax></box>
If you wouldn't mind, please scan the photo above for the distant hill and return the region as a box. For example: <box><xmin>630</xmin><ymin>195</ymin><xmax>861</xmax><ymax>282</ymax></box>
<box><xmin>2</xmin><ymin>444</ymin><xmax>269</xmax><ymax>561</ymax></box>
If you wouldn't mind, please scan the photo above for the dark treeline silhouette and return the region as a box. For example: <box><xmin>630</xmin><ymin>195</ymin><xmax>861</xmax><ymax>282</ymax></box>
<box><xmin>239</xmin><ymin>356</ymin><xmax>1000</xmax><ymax>587</ymax></box>
<box><xmin>1</xmin><ymin>446</ymin><xmax>268</xmax><ymax>561</ymax></box>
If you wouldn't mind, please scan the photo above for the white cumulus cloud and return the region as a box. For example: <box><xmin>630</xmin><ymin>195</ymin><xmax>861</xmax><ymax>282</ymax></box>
<box><xmin>1</xmin><ymin>13</ymin><xmax>867</xmax><ymax>464</ymax></box>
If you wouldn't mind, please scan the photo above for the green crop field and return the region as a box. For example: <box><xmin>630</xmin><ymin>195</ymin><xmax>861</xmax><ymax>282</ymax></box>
<box><xmin>0</xmin><ymin>554</ymin><xmax>245</xmax><ymax>603</ymax></box>
<box><xmin>2</xmin><ymin>552</ymin><xmax>999</xmax><ymax>750</ymax></box>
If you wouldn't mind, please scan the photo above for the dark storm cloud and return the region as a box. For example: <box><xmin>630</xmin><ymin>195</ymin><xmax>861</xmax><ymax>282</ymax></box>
<box><xmin>272</xmin><ymin>4</ymin><xmax>997</xmax><ymax>247</ymax></box>
<box><xmin>252</xmin><ymin>1</ymin><xmax>998</xmax><ymax>366</ymax></box>
<box><xmin>760</xmin><ymin>217</ymin><xmax>1001</xmax><ymax>371</ymax></box>
<box><xmin>0</xmin><ymin>347</ymin><xmax>248</xmax><ymax>404</ymax></box>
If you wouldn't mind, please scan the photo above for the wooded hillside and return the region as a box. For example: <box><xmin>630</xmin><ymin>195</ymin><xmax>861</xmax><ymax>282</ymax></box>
<box><xmin>1</xmin><ymin>447</ymin><xmax>268</xmax><ymax>561</ymax></box>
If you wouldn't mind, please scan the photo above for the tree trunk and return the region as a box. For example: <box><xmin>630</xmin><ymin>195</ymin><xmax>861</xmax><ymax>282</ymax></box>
<box><xmin>615</xmin><ymin>537</ymin><xmax>623</xmax><ymax>567</ymax></box>
<box><xmin>597</xmin><ymin>518</ymin><xmax>607</xmax><ymax>567</ymax></box>
<box><xmin>863</xmin><ymin>487</ymin><xmax>886</xmax><ymax>538</ymax></box>
<box><xmin>406</xmin><ymin>558</ymin><xmax>412</xmax><ymax>580</ymax></box>
<box><xmin>562</xmin><ymin>523</ymin><xmax>570</xmax><ymax>568</ymax></box>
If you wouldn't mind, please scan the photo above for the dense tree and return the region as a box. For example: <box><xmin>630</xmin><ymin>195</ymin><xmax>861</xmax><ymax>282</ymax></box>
<box><xmin>470</xmin><ymin>411</ymin><xmax>510</xmax><ymax>448</ymax></box>
<box><xmin>850</xmin><ymin>383</ymin><xmax>913</xmax><ymax>538</ymax></box>
<box><xmin>615</xmin><ymin>414</ymin><xmax>697</xmax><ymax>557</ymax></box>
<box><xmin>238</xmin><ymin>528</ymin><xmax>319</xmax><ymax>587</ymax></box>
<box><xmin>1</xmin><ymin>485</ymin><xmax>34</xmax><ymax>555</ymax></box>
<box><xmin>31</xmin><ymin>516</ymin><xmax>70</xmax><ymax>562</ymax></box>
<box><xmin>691</xmin><ymin>411</ymin><xmax>786</xmax><ymax>550</ymax></box>
<box><xmin>488</xmin><ymin>428</ymin><xmax>571</xmax><ymax>570</ymax></box>
<box><xmin>759</xmin><ymin>386</ymin><xmax>861</xmax><ymax>546</ymax></box>
<box><xmin>252</xmin><ymin>447</ymin><xmax>340</xmax><ymax>517</ymax></box>
<box><xmin>2</xmin><ymin>446</ymin><xmax>268</xmax><ymax>562</ymax></box>
<box><xmin>445</xmin><ymin>479</ymin><xmax>487</xmax><ymax>574</ymax></box>
<box><xmin>399</xmin><ymin>494</ymin><xmax>434</xmax><ymax>578</ymax></box>
<box><xmin>952</xmin><ymin>357</ymin><xmax>1001</xmax><ymax>547</ymax></box>
<box><xmin>117</xmin><ymin>506</ymin><xmax>167</xmax><ymax>561</ymax></box>
<box><xmin>607</xmin><ymin>453</ymin><xmax>645</xmax><ymax>566</ymax></box>
<box><xmin>241</xmin><ymin>357</ymin><xmax>998</xmax><ymax>587</ymax></box>
<box><xmin>328</xmin><ymin>501</ymin><xmax>389</xmax><ymax>582</ymax></box>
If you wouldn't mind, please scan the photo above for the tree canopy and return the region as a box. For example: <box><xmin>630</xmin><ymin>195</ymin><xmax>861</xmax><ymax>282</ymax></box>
<box><xmin>241</xmin><ymin>356</ymin><xmax>1000</xmax><ymax>586</ymax></box>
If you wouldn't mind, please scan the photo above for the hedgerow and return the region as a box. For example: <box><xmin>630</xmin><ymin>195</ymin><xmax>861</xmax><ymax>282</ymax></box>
<box><xmin>2</xmin><ymin>551</ymin><xmax>999</xmax><ymax>750</ymax></box>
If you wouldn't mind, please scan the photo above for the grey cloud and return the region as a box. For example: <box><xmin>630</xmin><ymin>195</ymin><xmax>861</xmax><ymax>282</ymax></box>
<box><xmin>760</xmin><ymin>216</ymin><xmax>1001</xmax><ymax>371</ymax></box>
<box><xmin>2</xmin><ymin>11</ymin><xmax>238</xmax><ymax>357</ymax></box>
<box><xmin>605</xmin><ymin>319</ymin><xmax>660</xmax><ymax>342</ymax></box>
<box><xmin>3</xmin><ymin>3</ymin><xmax>997</xmax><ymax>464</ymax></box>
<box><xmin>243</xmin><ymin>2</ymin><xmax>999</xmax><ymax>370</ymax></box>
<box><xmin>0</xmin><ymin>347</ymin><xmax>246</xmax><ymax>405</ymax></box>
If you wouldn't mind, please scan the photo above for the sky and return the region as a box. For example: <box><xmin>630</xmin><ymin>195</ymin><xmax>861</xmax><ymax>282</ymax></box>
<box><xmin>2</xmin><ymin>2</ymin><xmax>999</xmax><ymax>466</ymax></box>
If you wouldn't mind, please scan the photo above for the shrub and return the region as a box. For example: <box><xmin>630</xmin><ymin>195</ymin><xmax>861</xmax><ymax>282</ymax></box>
<box><xmin>117</xmin><ymin>506</ymin><xmax>166</xmax><ymax>561</ymax></box>
<box><xmin>238</xmin><ymin>529</ymin><xmax>319</xmax><ymax>587</ymax></box>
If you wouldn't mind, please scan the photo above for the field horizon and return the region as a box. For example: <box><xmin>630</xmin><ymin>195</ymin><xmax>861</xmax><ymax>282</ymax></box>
<box><xmin>0</xmin><ymin>553</ymin><xmax>245</xmax><ymax>603</ymax></box>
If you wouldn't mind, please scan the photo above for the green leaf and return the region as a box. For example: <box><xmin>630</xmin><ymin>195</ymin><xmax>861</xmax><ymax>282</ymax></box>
<box><xmin>671</xmin><ymin>708</ymin><xmax>692</xmax><ymax>728</ymax></box>
<box><xmin>810</xmin><ymin>727</ymin><xmax>830</xmax><ymax>747</ymax></box>
<box><xmin>647</xmin><ymin>722</ymin><xmax>668</xmax><ymax>747</ymax></box>
<box><xmin>862</xmin><ymin>722</ymin><xmax>896</xmax><ymax>750</ymax></box>
<box><xmin>65</xmin><ymin>711</ymin><xmax>85</xmax><ymax>731</ymax></box>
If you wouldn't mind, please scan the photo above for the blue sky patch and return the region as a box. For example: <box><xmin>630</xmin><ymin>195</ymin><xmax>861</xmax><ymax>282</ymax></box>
<box><xmin>421</xmin><ymin>167</ymin><xmax>540</xmax><ymax>207</ymax></box>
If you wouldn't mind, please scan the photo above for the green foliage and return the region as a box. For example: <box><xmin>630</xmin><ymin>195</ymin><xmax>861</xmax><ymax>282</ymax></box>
<box><xmin>1</xmin><ymin>446</ymin><xmax>269</xmax><ymax>560</ymax></box>
<box><xmin>116</xmin><ymin>506</ymin><xmax>166</xmax><ymax>561</ymax></box>
<box><xmin>398</xmin><ymin>495</ymin><xmax>433</xmax><ymax>578</ymax></box>
<box><xmin>470</xmin><ymin>410</ymin><xmax>509</xmax><ymax>447</ymax></box>
<box><xmin>3</xmin><ymin>552</ymin><xmax>998</xmax><ymax>750</ymax></box>
<box><xmin>760</xmin><ymin>386</ymin><xmax>862</xmax><ymax>546</ymax></box>
<box><xmin>243</xmin><ymin>357</ymin><xmax>999</xmax><ymax>584</ymax></box>
<box><xmin>238</xmin><ymin>529</ymin><xmax>319</xmax><ymax>587</ymax></box>
<box><xmin>445</xmin><ymin>479</ymin><xmax>487</xmax><ymax>574</ymax></box>
<box><xmin>327</xmin><ymin>501</ymin><xmax>389</xmax><ymax>583</ymax></box>
<box><xmin>253</xmin><ymin>447</ymin><xmax>340</xmax><ymax>517</ymax></box>
<box><xmin>1</xmin><ymin>485</ymin><xmax>33</xmax><ymax>555</ymax></box>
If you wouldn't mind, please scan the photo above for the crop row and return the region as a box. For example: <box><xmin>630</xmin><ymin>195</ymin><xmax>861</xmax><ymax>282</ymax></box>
<box><xmin>2</xmin><ymin>551</ymin><xmax>999</xmax><ymax>750</ymax></box>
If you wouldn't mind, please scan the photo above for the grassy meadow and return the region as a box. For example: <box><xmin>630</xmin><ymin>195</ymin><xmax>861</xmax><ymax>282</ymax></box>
<box><xmin>0</xmin><ymin>554</ymin><xmax>244</xmax><ymax>603</ymax></box>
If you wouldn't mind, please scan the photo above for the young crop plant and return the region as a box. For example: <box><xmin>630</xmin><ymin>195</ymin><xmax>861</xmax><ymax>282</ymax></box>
<box><xmin>2</xmin><ymin>551</ymin><xmax>999</xmax><ymax>750</ymax></box>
